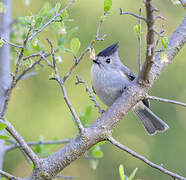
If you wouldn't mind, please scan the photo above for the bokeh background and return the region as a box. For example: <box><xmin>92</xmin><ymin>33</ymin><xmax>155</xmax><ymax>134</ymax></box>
<box><xmin>3</xmin><ymin>0</ymin><xmax>186</xmax><ymax>179</ymax></box>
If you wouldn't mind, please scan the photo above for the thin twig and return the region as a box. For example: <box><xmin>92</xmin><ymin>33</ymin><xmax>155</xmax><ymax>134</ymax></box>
<box><xmin>0</xmin><ymin>37</ymin><xmax>23</xmax><ymax>48</ymax></box>
<box><xmin>147</xmin><ymin>96</ymin><xmax>186</xmax><ymax>107</ymax></box>
<box><xmin>0</xmin><ymin>170</ymin><xmax>19</xmax><ymax>180</ymax></box>
<box><xmin>120</xmin><ymin>8</ymin><xmax>147</xmax><ymax>22</ymax></box>
<box><xmin>75</xmin><ymin>76</ymin><xmax>102</xmax><ymax>114</ymax></box>
<box><xmin>108</xmin><ymin>136</ymin><xmax>186</xmax><ymax>180</ymax></box>
<box><xmin>27</xmin><ymin>0</ymin><xmax>75</xmax><ymax>43</ymax></box>
<box><xmin>16</xmin><ymin>59</ymin><xmax>41</xmax><ymax>82</ymax></box>
<box><xmin>14</xmin><ymin>25</ymin><xmax>33</xmax><ymax>78</ymax></box>
<box><xmin>2</xmin><ymin>119</ymin><xmax>40</xmax><ymax>166</ymax></box>
<box><xmin>5</xmin><ymin>139</ymin><xmax>71</xmax><ymax>152</ymax></box>
<box><xmin>57</xmin><ymin>79</ymin><xmax>84</xmax><ymax>134</ymax></box>
<box><xmin>155</xmin><ymin>27</ymin><xmax>164</xmax><ymax>52</ymax></box>
<box><xmin>23</xmin><ymin>52</ymin><xmax>49</xmax><ymax>61</ymax></box>
<box><xmin>62</xmin><ymin>19</ymin><xmax>105</xmax><ymax>82</ymax></box>
<box><xmin>138</xmin><ymin>8</ymin><xmax>142</xmax><ymax>73</ymax></box>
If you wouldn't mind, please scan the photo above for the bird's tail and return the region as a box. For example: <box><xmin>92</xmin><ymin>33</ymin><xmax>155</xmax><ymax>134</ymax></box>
<box><xmin>133</xmin><ymin>102</ymin><xmax>169</xmax><ymax>135</ymax></box>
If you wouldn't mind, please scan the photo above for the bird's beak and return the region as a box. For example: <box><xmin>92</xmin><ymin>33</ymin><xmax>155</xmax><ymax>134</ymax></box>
<box><xmin>93</xmin><ymin>58</ymin><xmax>101</xmax><ymax>65</ymax></box>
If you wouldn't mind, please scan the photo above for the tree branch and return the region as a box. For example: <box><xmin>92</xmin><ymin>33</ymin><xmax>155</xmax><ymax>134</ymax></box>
<box><xmin>108</xmin><ymin>136</ymin><xmax>186</xmax><ymax>180</ymax></box>
<box><xmin>4</xmin><ymin>120</ymin><xmax>40</xmax><ymax>166</ymax></box>
<box><xmin>27</xmin><ymin>0</ymin><xmax>75</xmax><ymax>43</ymax></box>
<box><xmin>75</xmin><ymin>76</ymin><xmax>102</xmax><ymax>114</ymax></box>
<box><xmin>120</xmin><ymin>8</ymin><xmax>147</xmax><ymax>22</ymax></box>
<box><xmin>0</xmin><ymin>170</ymin><xmax>19</xmax><ymax>180</ymax></box>
<box><xmin>5</xmin><ymin>139</ymin><xmax>71</xmax><ymax>152</ymax></box>
<box><xmin>138</xmin><ymin>0</ymin><xmax>156</xmax><ymax>82</ymax></box>
<box><xmin>147</xmin><ymin>95</ymin><xmax>186</xmax><ymax>107</ymax></box>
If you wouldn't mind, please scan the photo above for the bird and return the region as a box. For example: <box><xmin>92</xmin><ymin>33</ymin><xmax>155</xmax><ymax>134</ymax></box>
<box><xmin>91</xmin><ymin>42</ymin><xmax>169</xmax><ymax>135</ymax></box>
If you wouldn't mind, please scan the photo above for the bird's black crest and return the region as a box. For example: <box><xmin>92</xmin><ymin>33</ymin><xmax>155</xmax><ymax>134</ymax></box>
<box><xmin>97</xmin><ymin>42</ymin><xmax>119</xmax><ymax>57</ymax></box>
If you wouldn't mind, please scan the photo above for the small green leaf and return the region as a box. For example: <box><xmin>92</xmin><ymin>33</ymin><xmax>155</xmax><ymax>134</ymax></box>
<box><xmin>91</xmin><ymin>146</ymin><xmax>103</xmax><ymax>158</ymax></box>
<box><xmin>34</xmin><ymin>17</ymin><xmax>43</xmax><ymax>29</ymax></box>
<box><xmin>161</xmin><ymin>37</ymin><xmax>169</xmax><ymax>49</ymax></box>
<box><xmin>134</xmin><ymin>24</ymin><xmax>142</xmax><ymax>38</ymax></box>
<box><xmin>0</xmin><ymin>123</ymin><xmax>7</xmax><ymax>131</ymax></box>
<box><xmin>0</xmin><ymin>38</ymin><xmax>5</xmax><ymax>47</ymax></box>
<box><xmin>0</xmin><ymin>135</ymin><xmax>9</xmax><ymax>140</ymax></box>
<box><xmin>104</xmin><ymin>0</ymin><xmax>112</xmax><ymax>13</ymax></box>
<box><xmin>61</xmin><ymin>9</ymin><xmax>69</xmax><ymax>18</ymax></box>
<box><xmin>85</xmin><ymin>105</ymin><xmax>92</xmax><ymax>119</ymax></box>
<box><xmin>89</xmin><ymin>159</ymin><xmax>99</xmax><ymax>170</ymax></box>
<box><xmin>48</xmin><ymin>71</ymin><xmax>55</xmax><ymax>79</ymax></box>
<box><xmin>70</xmin><ymin>38</ymin><xmax>80</xmax><ymax>54</ymax></box>
<box><xmin>119</xmin><ymin>164</ymin><xmax>125</xmax><ymax>180</ymax></box>
<box><xmin>129</xmin><ymin>167</ymin><xmax>138</xmax><ymax>180</ymax></box>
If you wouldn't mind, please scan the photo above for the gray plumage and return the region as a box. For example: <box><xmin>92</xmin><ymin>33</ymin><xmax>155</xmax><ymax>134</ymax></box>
<box><xmin>91</xmin><ymin>42</ymin><xmax>169</xmax><ymax>135</ymax></box>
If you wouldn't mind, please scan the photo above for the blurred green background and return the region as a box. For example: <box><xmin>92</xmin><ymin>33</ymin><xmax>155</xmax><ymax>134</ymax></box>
<box><xmin>3</xmin><ymin>0</ymin><xmax>186</xmax><ymax>179</ymax></box>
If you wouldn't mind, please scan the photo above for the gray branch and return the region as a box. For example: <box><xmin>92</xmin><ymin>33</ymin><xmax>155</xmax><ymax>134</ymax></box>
<box><xmin>138</xmin><ymin>0</ymin><xmax>156</xmax><ymax>82</ymax></box>
<box><xmin>5</xmin><ymin>139</ymin><xmax>71</xmax><ymax>152</ymax></box>
<box><xmin>75</xmin><ymin>76</ymin><xmax>103</xmax><ymax>114</ymax></box>
<box><xmin>147</xmin><ymin>95</ymin><xmax>186</xmax><ymax>107</ymax></box>
<box><xmin>0</xmin><ymin>170</ymin><xmax>19</xmax><ymax>180</ymax></box>
<box><xmin>108</xmin><ymin>136</ymin><xmax>186</xmax><ymax>180</ymax></box>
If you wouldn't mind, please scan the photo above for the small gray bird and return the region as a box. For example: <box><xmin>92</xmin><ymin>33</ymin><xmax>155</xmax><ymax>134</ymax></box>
<box><xmin>91</xmin><ymin>42</ymin><xmax>169</xmax><ymax>135</ymax></box>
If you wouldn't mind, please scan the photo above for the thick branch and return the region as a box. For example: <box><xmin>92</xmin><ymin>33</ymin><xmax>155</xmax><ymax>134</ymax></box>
<box><xmin>139</xmin><ymin>0</ymin><xmax>156</xmax><ymax>82</ymax></box>
<box><xmin>108</xmin><ymin>136</ymin><xmax>186</xmax><ymax>180</ymax></box>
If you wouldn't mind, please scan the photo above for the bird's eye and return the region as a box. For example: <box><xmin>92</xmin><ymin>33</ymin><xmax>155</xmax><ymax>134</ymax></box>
<box><xmin>106</xmin><ymin>58</ymin><xmax>110</xmax><ymax>63</ymax></box>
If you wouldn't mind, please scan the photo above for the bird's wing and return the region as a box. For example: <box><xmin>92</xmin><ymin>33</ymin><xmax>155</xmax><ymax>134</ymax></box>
<box><xmin>119</xmin><ymin>64</ymin><xmax>136</xmax><ymax>81</ymax></box>
<box><xmin>120</xmin><ymin>64</ymin><xmax>150</xmax><ymax>108</ymax></box>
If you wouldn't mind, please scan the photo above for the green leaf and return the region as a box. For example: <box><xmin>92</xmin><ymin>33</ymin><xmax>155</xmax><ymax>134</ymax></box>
<box><xmin>61</xmin><ymin>9</ymin><xmax>69</xmax><ymax>18</ymax></box>
<box><xmin>34</xmin><ymin>17</ymin><xmax>43</xmax><ymax>29</ymax></box>
<box><xmin>119</xmin><ymin>164</ymin><xmax>125</xmax><ymax>180</ymax></box>
<box><xmin>129</xmin><ymin>167</ymin><xmax>138</xmax><ymax>180</ymax></box>
<box><xmin>0</xmin><ymin>123</ymin><xmax>7</xmax><ymax>131</ymax></box>
<box><xmin>161</xmin><ymin>36</ymin><xmax>169</xmax><ymax>49</ymax></box>
<box><xmin>89</xmin><ymin>159</ymin><xmax>99</xmax><ymax>170</ymax></box>
<box><xmin>104</xmin><ymin>0</ymin><xmax>112</xmax><ymax>13</ymax></box>
<box><xmin>0</xmin><ymin>135</ymin><xmax>9</xmax><ymax>140</ymax></box>
<box><xmin>85</xmin><ymin>105</ymin><xmax>92</xmax><ymax>119</ymax></box>
<box><xmin>91</xmin><ymin>146</ymin><xmax>103</xmax><ymax>158</ymax></box>
<box><xmin>48</xmin><ymin>71</ymin><xmax>55</xmax><ymax>80</ymax></box>
<box><xmin>0</xmin><ymin>38</ymin><xmax>5</xmax><ymax>47</ymax></box>
<box><xmin>134</xmin><ymin>24</ymin><xmax>142</xmax><ymax>38</ymax></box>
<box><xmin>70</xmin><ymin>38</ymin><xmax>80</xmax><ymax>54</ymax></box>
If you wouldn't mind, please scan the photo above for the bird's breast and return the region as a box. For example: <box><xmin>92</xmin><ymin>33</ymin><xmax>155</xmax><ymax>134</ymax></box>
<box><xmin>91</xmin><ymin>65</ymin><xmax>129</xmax><ymax>106</ymax></box>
